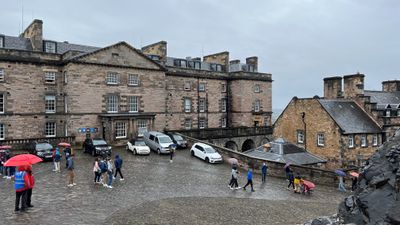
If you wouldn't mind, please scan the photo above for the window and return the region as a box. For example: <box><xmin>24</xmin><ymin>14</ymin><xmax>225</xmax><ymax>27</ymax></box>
<box><xmin>106</xmin><ymin>72</ymin><xmax>119</xmax><ymax>84</ymax></box>
<box><xmin>44</xmin><ymin>41</ymin><xmax>56</xmax><ymax>53</ymax></box>
<box><xmin>221</xmin><ymin>83</ymin><xmax>226</xmax><ymax>93</ymax></box>
<box><xmin>63</xmin><ymin>71</ymin><xmax>67</xmax><ymax>84</ymax></box>
<box><xmin>45</xmin><ymin>95</ymin><xmax>56</xmax><ymax>113</ymax></box>
<box><xmin>128</xmin><ymin>96</ymin><xmax>139</xmax><ymax>113</ymax></box>
<box><xmin>184</xmin><ymin>98</ymin><xmax>191</xmax><ymax>112</ymax></box>
<box><xmin>184</xmin><ymin>81</ymin><xmax>191</xmax><ymax>91</ymax></box>
<box><xmin>264</xmin><ymin>117</ymin><xmax>270</xmax><ymax>126</ymax></box>
<box><xmin>115</xmin><ymin>122</ymin><xmax>127</xmax><ymax>138</ymax></box>
<box><xmin>137</xmin><ymin>120</ymin><xmax>147</xmax><ymax>137</ymax></box>
<box><xmin>397</xmin><ymin>109</ymin><xmax>400</xmax><ymax>117</ymax></box>
<box><xmin>199</xmin><ymin>98</ymin><xmax>206</xmax><ymax>112</ymax></box>
<box><xmin>188</xmin><ymin>61</ymin><xmax>201</xmax><ymax>70</ymax></box>
<box><xmin>148</xmin><ymin>55</ymin><xmax>160</xmax><ymax>61</ymax></box>
<box><xmin>174</xmin><ymin>59</ymin><xmax>187</xmax><ymax>68</ymax></box>
<box><xmin>64</xmin><ymin>95</ymin><xmax>68</xmax><ymax>113</ymax></box>
<box><xmin>317</xmin><ymin>133</ymin><xmax>325</xmax><ymax>147</ymax></box>
<box><xmin>0</xmin><ymin>93</ymin><xmax>4</xmax><ymax>113</ymax></box>
<box><xmin>210</xmin><ymin>63</ymin><xmax>222</xmax><ymax>71</ymax></box>
<box><xmin>199</xmin><ymin>83</ymin><xmax>206</xmax><ymax>92</ymax></box>
<box><xmin>297</xmin><ymin>130</ymin><xmax>304</xmax><ymax>144</ymax></box>
<box><xmin>45</xmin><ymin>72</ymin><xmax>56</xmax><ymax>84</ymax></box>
<box><xmin>349</xmin><ymin>135</ymin><xmax>354</xmax><ymax>148</ymax></box>
<box><xmin>184</xmin><ymin>118</ymin><xmax>192</xmax><ymax>130</ymax></box>
<box><xmin>386</xmin><ymin>110</ymin><xmax>391</xmax><ymax>117</ymax></box>
<box><xmin>254</xmin><ymin>100</ymin><xmax>261</xmax><ymax>112</ymax></box>
<box><xmin>128</xmin><ymin>74</ymin><xmax>139</xmax><ymax>86</ymax></box>
<box><xmin>361</xmin><ymin>134</ymin><xmax>367</xmax><ymax>147</ymax></box>
<box><xmin>0</xmin><ymin>36</ymin><xmax>4</xmax><ymax>48</ymax></box>
<box><xmin>221</xmin><ymin>98</ymin><xmax>227</xmax><ymax>112</ymax></box>
<box><xmin>45</xmin><ymin>122</ymin><xmax>56</xmax><ymax>137</ymax></box>
<box><xmin>107</xmin><ymin>95</ymin><xmax>118</xmax><ymax>113</ymax></box>
<box><xmin>254</xmin><ymin>84</ymin><xmax>261</xmax><ymax>93</ymax></box>
<box><xmin>372</xmin><ymin>134</ymin><xmax>378</xmax><ymax>146</ymax></box>
<box><xmin>221</xmin><ymin>117</ymin><xmax>227</xmax><ymax>128</ymax></box>
<box><xmin>199</xmin><ymin>118</ymin><xmax>206</xmax><ymax>129</ymax></box>
<box><xmin>0</xmin><ymin>68</ymin><xmax>4</xmax><ymax>82</ymax></box>
<box><xmin>0</xmin><ymin>123</ymin><xmax>5</xmax><ymax>140</ymax></box>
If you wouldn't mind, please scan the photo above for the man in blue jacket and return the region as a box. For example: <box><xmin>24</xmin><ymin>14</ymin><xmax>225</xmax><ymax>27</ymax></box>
<box><xmin>261</xmin><ymin>162</ymin><xmax>268</xmax><ymax>183</ymax></box>
<box><xmin>114</xmin><ymin>155</ymin><xmax>124</xmax><ymax>181</ymax></box>
<box><xmin>243</xmin><ymin>168</ymin><xmax>255</xmax><ymax>192</ymax></box>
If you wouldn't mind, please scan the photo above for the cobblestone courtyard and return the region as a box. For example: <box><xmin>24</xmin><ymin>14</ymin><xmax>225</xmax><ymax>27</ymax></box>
<box><xmin>0</xmin><ymin>147</ymin><xmax>345</xmax><ymax>225</ymax></box>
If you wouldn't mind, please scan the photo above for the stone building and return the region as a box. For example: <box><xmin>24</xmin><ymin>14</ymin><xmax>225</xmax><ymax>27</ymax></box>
<box><xmin>0</xmin><ymin>20</ymin><xmax>272</xmax><ymax>145</ymax></box>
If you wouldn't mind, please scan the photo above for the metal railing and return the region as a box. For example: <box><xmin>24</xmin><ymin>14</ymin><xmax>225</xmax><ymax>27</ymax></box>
<box><xmin>0</xmin><ymin>136</ymin><xmax>76</xmax><ymax>150</ymax></box>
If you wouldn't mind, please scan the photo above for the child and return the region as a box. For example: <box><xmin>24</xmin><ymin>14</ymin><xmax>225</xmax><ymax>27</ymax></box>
<box><xmin>294</xmin><ymin>173</ymin><xmax>301</xmax><ymax>193</ymax></box>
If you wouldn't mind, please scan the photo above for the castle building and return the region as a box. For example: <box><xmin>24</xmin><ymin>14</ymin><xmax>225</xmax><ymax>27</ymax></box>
<box><xmin>0</xmin><ymin>20</ymin><xmax>272</xmax><ymax>145</ymax></box>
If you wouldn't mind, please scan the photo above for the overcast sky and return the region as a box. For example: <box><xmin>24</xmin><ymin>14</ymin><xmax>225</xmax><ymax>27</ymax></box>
<box><xmin>1</xmin><ymin>0</ymin><xmax>400</xmax><ymax>109</ymax></box>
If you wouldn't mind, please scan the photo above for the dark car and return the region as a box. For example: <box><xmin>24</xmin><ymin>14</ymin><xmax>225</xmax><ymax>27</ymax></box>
<box><xmin>83</xmin><ymin>138</ymin><xmax>112</xmax><ymax>156</ymax></box>
<box><xmin>27</xmin><ymin>142</ymin><xmax>54</xmax><ymax>160</ymax></box>
<box><xmin>167</xmin><ymin>134</ymin><xmax>187</xmax><ymax>149</ymax></box>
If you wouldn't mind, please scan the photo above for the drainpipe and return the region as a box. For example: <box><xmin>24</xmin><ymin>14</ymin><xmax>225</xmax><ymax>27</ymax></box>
<box><xmin>301</xmin><ymin>112</ymin><xmax>307</xmax><ymax>150</ymax></box>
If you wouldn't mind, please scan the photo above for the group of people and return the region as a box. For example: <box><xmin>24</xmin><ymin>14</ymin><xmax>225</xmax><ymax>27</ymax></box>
<box><xmin>13</xmin><ymin>165</ymin><xmax>35</xmax><ymax>212</ymax></box>
<box><xmin>285</xmin><ymin>166</ymin><xmax>313</xmax><ymax>194</ymax></box>
<box><xmin>228</xmin><ymin>162</ymin><xmax>268</xmax><ymax>192</ymax></box>
<box><xmin>92</xmin><ymin>154</ymin><xmax>124</xmax><ymax>189</ymax></box>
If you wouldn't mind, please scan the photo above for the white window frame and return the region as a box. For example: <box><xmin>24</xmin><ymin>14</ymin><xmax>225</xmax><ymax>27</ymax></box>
<box><xmin>44</xmin><ymin>41</ymin><xmax>56</xmax><ymax>53</ymax></box>
<box><xmin>64</xmin><ymin>95</ymin><xmax>68</xmax><ymax>113</ymax></box>
<box><xmin>184</xmin><ymin>98</ymin><xmax>191</xmax><ymax>113</ymax></box>
<box><xmin>115</xmin><ymin>122</ymin><xmax>127</xmax><ymax>139</ymax></box>
<box><xmin>199</xmin><ymin>98</ymin><xmax>206</xmax><ymax>113</ymax></box>
<box><xmin>107</xmin><ymin>95</ymin><xmax>118</xmax><ymax>113</ymax></box>
<box><xmin>184</xmin><ymin>118</ymin><xmax>192</xmax><ymax>130</ymax></box>
<box><xmin>221</xmin><ymin>117</ymin><xmax>227</xmax><ymax>128</ymax></box>
<box><xmin>184</xmin><ymin>81</ymin><xmax>191</xmax><ymax>91</ymax></box>
<box><xmin>137</xmin><ymin>120</ymin><xmax>148</xmax><ymax>137</ymax></box>
<box><xmin>45</xmin><ymin>95</ymin><xmax>56</xmax><ymax>113</ymax></box>
<box><xmin>106</xmin><ymin>72</ymin><xmax>119</xmax><ymax>84</ymax></box>
<box><xmin>199</xmin><ymin>83</ymin><xmax>206</xmax><ymax>92</ymax></box>
<box><xmin>317</xmin><ymin>133</ymin><xmax>325</xmax><ymax>147</ymax></box>
<box><xmin>254</xmin><ymin>84</ymin><xmax>261</xmax><ymax>93</ymax></box>
<box><xmin>386</xmin><ymin>110</ymin><xmax>391</xmax><ymax>117</ymax></box>
<box><xmin>128</xmin><ymin>74</ymin><xmax>139</xmax><ymax>86</ymax></box>
<box><xmin>361</xmin><ymin>134</ymin><xmax>367</xmax><ymax>147</ymax></box>
<box><xmin>45</xmin><ymin>72</ymin><xmax>56</xmax><ymax>84</ymax></box>
<box><xmin>221</xmin><ymin>98</ymin><xmax>227</xmax><ymax>112</ymax></box>
<box><xmin>349</xmin><ymin>135</ymin><xmax>354</xmax><ymax>148</ymax></box>
<box><xmin>0</xmin><ymin>123</ymin><xmax>5</xmax><ymax>140</ymax></box>
<box><xmin>63</xmin><ymin>71</ymin><xmax>67</xmax><ymax>84</ymax></box>
<box><xmin>397</xmin><ymin>109</ymin><xmax>400</xmax><ymax>117</ymax></box>
<box><xmin>0</xmin><ymin>93</ymin><xmax>4</xmax><ymax>114</ymax></box>
<box><xmin>0</xmin><ymin>68</ymin><xmax>4</xmax><ymax>82</ymax></box>
<box><xmin>254</xmin><ymin>100</ymin><xmax>261</xmax><ymax>112</ymax></box>
<box><xmin>45</xmin><ymin>122</ymin><xmax>56</xmax><ymax>137</ymax></box>
<box><xmin>221</xmin><ymin>83</ymin><xmax>226</xmax><ymax>93</ymax></box>
<box><xmin>372</xmin><ymin>134</ymin><xmax>378</xmax><ymax>146</ymax></box>
<box><xmin>199</xmin><ymin>118</ymin><xmax>206</xmax><ymax>129</ymax></box>
<box><xmin>297</xmin><ymin>130</ymin><xmax>304</xmax><ymax>144</ymax></box>
<box><xmin>128</xmin><ymin>96</ymin><xmax>139</xmax><ymax>113</ymax></box>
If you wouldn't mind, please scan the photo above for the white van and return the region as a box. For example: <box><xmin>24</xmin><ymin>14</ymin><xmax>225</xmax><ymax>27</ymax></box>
<box><xmin>143</xmin><ymin>131</ymin><xmax>174</xmax><ymax>154</ymax></box>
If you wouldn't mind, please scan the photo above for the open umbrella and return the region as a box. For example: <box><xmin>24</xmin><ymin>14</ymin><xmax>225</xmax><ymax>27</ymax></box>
<box><xmin>335</xmin><ymin>169</ymin><xmax>346</xmax><ymax>177</ymax></box>
<box><xmin>0</xmin><ymin>145</ymin><xmax>12</xmax><ymax>150</ymax></box>
<box><xmin>4</xmin><ymin>154</ymin><xmax>43</xmax><ymax>167</ymax></box>
<box><xmin>228</xmin><ymin>158</ymin><xmax>238</xmax><ymax>165</ymax></box>
<box><xmin>349</xmin><ymin>171</ymin><xmax>359</xmax><ymax>178</ymax></box>
<box><xmin>58</xmin><ymin>142</ymin><xmax>71</xmax><ymax>148</ymax></box>
<box><xmin>284</xmin><ymin>162</ymin><xmax>291</xmax><ymax>169</ymax></box>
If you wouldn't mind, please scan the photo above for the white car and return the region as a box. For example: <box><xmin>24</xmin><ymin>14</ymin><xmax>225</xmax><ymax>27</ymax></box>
<box><xmin>126</xmin><ymin>139</ymin><xmax>151</xmax><ymax>155</ymax></box>
<box><xmin>190</xmin><ymin>143</ymin><xmax>223</xmax><ymax>164</ymax></box>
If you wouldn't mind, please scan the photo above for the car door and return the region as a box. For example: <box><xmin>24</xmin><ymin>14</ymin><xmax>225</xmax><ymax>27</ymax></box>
<box><xmin>196</xmin><ymin>145</ymin><xmax>205</xmax><ymax>160</ymax></box>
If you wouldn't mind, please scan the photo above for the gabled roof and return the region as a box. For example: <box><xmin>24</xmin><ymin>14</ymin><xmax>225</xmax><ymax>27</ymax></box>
<box><xmin>318</xmin><ymin>99</ymin><xmax>381</xmax><ymax>134</ymax></box>
<box><xmin>364</xmin><ymin>90</ymin><xmax>400</xmax><ymax>105</ymax></box>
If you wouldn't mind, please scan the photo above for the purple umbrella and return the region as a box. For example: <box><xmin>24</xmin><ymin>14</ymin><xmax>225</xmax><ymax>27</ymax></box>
<box><xmin>284</xmin><ymin>162</ymin><xmax>291</xmax><ymax>169</ymax></box>
<box><xmin>335</xmin><ymin>169</ymin><xmax>346</xmax><ymax>177</ymax></box>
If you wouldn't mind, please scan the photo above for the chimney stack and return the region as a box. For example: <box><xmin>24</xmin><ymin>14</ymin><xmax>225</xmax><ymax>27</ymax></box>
<box><xmin>323</xmin><ymin>76</ymin><xmax>342</xmax><ymax>99</ymax></box>
<box><xmin>343</xmin><ymin>73</ymin><xmax>365</xmax><ymax>99</ymax></box>
<box><xmin>382</xmin><ymin>80</ymin><xmax>400</xmax><ymax>92</ymax></box>
<box><xmin>20</xmin><ymin>19</ymin><xmax>43</xmax><ymax>51</ymax></box>
<box><xmin>246</xmin><ymin>56</ymin><xmax>258</xmax><ymax>72</ymax></box>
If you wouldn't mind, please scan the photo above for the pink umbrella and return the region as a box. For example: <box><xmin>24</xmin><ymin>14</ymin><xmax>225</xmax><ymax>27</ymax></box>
<box><xmin>4</xmin><ymin>154</ymin><xmax>43</xmax><ymax>167</ymax></box>
<box><xmin>0</xmin><ymin>145</ymin><xmax>12</xmax><ymax>150</ymax></box>
<box><xmin>58</xmin><ymin>142</ymin><xmax>71</xmax><ymax>148</ymax></box>
<box><xmin>228</xmin><ymin>158</ymin><xmax>238</xmax><ymax>165</ymax></box>
<box><xmin>350</xmin><ymin>172</ymin><xmax>359</xmax><ymax>177</ymax></box>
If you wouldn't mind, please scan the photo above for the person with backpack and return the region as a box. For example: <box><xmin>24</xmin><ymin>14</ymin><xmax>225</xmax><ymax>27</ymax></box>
<box><xmin>114</xmin><ymin>155</ymin><xmax>124</xmax><ymax>181</ymax></box>
<box><xmin>107</xmin><ymin>157</ymin><xmax>114</xmax><ymax>188</ymax></box>
<box><xmin>99</xmin><ymin>157</ymin><xmax>108</xmax><ymax>187</ymax></box>
<box><xmin>53</xmin><ymin>148</ymin><xmax>61</xmax><ymax>173</ymax></box>
<box><xmin>67</xmin><ymin>154</ymin><xmax>76</xmax><ymax>187</ymax></box>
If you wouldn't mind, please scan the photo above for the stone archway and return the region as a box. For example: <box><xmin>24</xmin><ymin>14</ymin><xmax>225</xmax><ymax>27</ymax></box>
<box><xmin>225</xmin><ymin>141</ymin><xmax>238</xmax><ymax>151</ymax></box>
<box><xmin>241</xmin><ymin>139</ymin><xmax>255</xmax><ymax>152</ymax></box>
<box><xmin>260</xmin><ymin>137</ymin><xmax>270</xmax><ymax>146</ymax></box>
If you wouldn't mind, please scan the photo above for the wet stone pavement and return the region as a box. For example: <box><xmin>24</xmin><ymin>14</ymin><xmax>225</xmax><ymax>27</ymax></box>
<box><xmin>0</xmin><ymin>147</ymin><xmax>346</xmax><ymax>225</ymax></box>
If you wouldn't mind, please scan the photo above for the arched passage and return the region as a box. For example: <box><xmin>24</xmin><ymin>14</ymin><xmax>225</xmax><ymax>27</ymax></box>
<box><xmin>241</xmin><ymin>139</ymin><xmax>255</xmax><ymax>152</ymax></box>
<box><xmin>260</xmin><ymin>138</ymin><xmax>270</xmax><ymax>146</ymax></box>
<box><xmin>225</xmin><ymin>141</ymin><xmax>238</xmax><ymax>151</ymax></box>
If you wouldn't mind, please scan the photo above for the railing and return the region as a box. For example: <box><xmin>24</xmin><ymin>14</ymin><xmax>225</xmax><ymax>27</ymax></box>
<box><xmin>166</xmin><ymin>126</ymin><xmax>273</xmax><ymax>140</ymax></box>
<box><xmin>0</xmin><ymin>136</ymin><xmax>76</xmax><ymax>150</ymax></box>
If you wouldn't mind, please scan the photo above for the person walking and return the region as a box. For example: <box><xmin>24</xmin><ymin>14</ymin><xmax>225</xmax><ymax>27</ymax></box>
<box><xmin>114</xmin><ymin>155</ymin><xmax>124</xmax><ymax>181</ymax></box>
<box><xmin>243</xmin><ymin>168</ymin><xmax>255</xmax><ymax>192</ymax></box>
<box><xmin>229</xmin><ymin>168</ymin><xmax>240</xmax><ymax>189</ymax></box>
<box><xmin>338</xmin><ymin>176</ymin><xmax>347</xmax><ymax>192</ymax></box>
<box><xmin>67</xmin><ymin>154</ymin><xmax>76</xmax><ymax>187</ymax></box>
<box><xmin>170</xmin><ymin>148</ymin><xmax>175</xmax><ymax>163</ymax></box>
<box><xmin>261</xmin><ymin>162</ymin><xmax>268</xmax><ymax>183</ymax></box>
<box><xmin>53</xmin><ymin>148</ymin><xmax>61</xmax><ymax>173</ymax></box>
<box><xmin>64</xmin><ymin>147</ymin><xmax>71</xmax><ymax>169</ymax></box>
<box><xmin>14</xmin><ymin>166</ymin><xmax>30</xmax><ymax>212</ymax></box>
<box><xmin>93</xmin><ymin>158</ymin><xmax>101</xmax><ymax>184</ymax></box>
<box><xmin>107</xmin><ymin>158</ymin><xmax>114</xmax><ymax>188</ymax></box>
<box><xmin>99</xmin><ymin>157</ymin><xmax>108</xmax><ymax>187</ymax></box>
<box><xmin>26</xmin><ymin>165</ymin><xmax>34</xmax><ymax>208</ymax></box>
<box><xmin>287</xmin><ymin>170</ymin><xmax>295</xmax><ymax>190</ymax></box>
<box><xmin>351</xmin><ymin>176</ymin><xmax>357</xmax><ymax>192</ymax></box>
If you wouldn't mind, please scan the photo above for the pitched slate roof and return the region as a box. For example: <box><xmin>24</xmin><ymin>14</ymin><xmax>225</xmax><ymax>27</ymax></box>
<box><xmin>54</xmin><ymin>41</ymin><xmax>99</xmax><ymax>54</ymax></box>
<box><xmin>364</xmin><ymin>90</ymin><xmax>400</xmax><ymax>109</ymax></box>
<box><xmin>318</xmin><ymin>99</ymin><xmax>381</xmax><ymax>134</ymax></box>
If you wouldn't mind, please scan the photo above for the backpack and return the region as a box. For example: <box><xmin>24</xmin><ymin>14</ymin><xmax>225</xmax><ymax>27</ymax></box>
<box><xmin>100</xmin><ymin>161</ymin><xmax>107</xmax><ymax>172</ymax></box>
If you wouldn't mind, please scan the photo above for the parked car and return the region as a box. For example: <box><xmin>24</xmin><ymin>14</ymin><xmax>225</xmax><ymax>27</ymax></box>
<box><xmin>126</xmin><ymin>138</ymin><xmax>150</xmax><ymax>155</ymax></box>
<box><xmin>27</xmin><ymin>142</ymin><xmax>54</xmax><ymax>160</ymax></box>
<box><xmin>83</xmin><ymin>138</ymin><xmax>112</xmax><ymax>156</ymax></box>
<box><xmin>167</xmin><ymin>133</ymin><xmax>187</xmax><ymax>149</ymax></box>
<box><xmin>143</xmin><ymin>131</ymin><xmax>174</xmax><ymax>154</ymax></box>
<box><xmin>190</xmin><ymin>142</ymin><xmax>223</xmax><ymax>164</ymax></box>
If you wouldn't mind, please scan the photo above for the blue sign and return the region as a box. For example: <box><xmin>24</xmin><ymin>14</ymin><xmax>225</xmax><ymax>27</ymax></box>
<box><xmin>81</xmin><ymin>128</ymin><xmax>87</xmax><ymax>133</ymax></box>
<box><xmin>90</xmin><ymin>128</ymin><xmax>95</xmax><ymax>133</ymax></box>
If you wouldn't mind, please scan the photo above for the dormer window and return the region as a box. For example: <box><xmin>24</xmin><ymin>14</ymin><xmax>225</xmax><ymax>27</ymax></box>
<box><xmin>210</xmin><ymin>63</ymin><xmax>222</xmax><ymax>72</ymax></box>
<box><xmin>148</xmin><ymin>55</ymin><xmax>160</xmax><ymax>61</ymax></box>
<box><xmin>44</xmin><ymin>41</ymin><xmax>57</xmax><ymax>53</ymax></box>
<box><xmin>174</xmin><ymin>59</ymin><xmax>187</xmax><ymax>68</ymax></box>
<box><xmin>0</xmin><ymin>36</ymin><xmax>4</xmax><ymax>48</ymax></box>
<box><xmin>188</xmin><ymin>61</ymin><xmax>201</xmax><ymax>70</ymax></box>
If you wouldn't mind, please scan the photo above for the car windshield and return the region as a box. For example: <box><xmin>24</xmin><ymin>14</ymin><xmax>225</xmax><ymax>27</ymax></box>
<box><xmin>158</xmin><ymin>136</ymin><xmax>172</xmax><ymax>143</ymax></box>
<box><xmin>204</xmin><ymin>147</ymin><xmax>216</xmax><ymax>153</ymax></box>
<box><xmin>36</xmin><ymin>143</ymin><xmax>53</xmax><ymax>151</ymax></box>
<box><xmin>173</xmin><ymin>135</ymin><xmax>183</xmax><ymax>141</ymax></box>
<box><xmin>134</xmin><ymin>140</ymin><xmax>146</xmax><ymax>146</ymax></box>
<box><xmin>93</xmin><ymin>140</ymin><xmax>107</xmax><ymax>145</ymax></box>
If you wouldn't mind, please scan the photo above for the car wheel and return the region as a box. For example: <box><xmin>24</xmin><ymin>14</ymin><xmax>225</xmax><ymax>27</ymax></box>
<box><xmin>133</xmin><ymin>149</ymin><xmax>137</xmax><ymax>155</ymax></box>
<box><xmin>92</xmin><ymin>150</ymin><xmax>95</xmax><ymax>157</ymax></box>
<box><xmin>157</xmin><ymin>149</ymin><xmax>161</xmax><ymax>155</ymax></box>
<box><xmin>191</xmin><ymin>151</ymin><xmax>194</xmax><ymax>157</ymax></box>
<box><xmin>205</xmin><ymin>157</ymin><xmax>210</xmax><ymax>163</ymax></box>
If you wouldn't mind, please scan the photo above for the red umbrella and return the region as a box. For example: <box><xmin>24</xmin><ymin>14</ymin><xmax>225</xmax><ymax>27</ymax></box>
<box><xmin>0</xmin><ymin>145</ymin><xmax>12</xmax><ymax>150</ymax></box>
<box><xmin>58</xmin><ymin>142</ymin><xmax>71</xmax><ymax>148</ymax></box>
<box><xmin>350</xmin><ymin>172</ymin><xmax>359</xmax><ymax>177</ymax></box>
<box><xmin>4</xmin><ymin>154</ymin><xmax>43</xmax><ymax>167</ymax></box>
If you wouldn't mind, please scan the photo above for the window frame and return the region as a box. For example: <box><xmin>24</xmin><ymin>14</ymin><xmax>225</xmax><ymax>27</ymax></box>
<box><xmin>198</xmin><ymin>83</ymin><xmax>206</xmax><ymax>92</ymax></box>
<box><xmin>254</xmin><ymin>99</ymin><xmax>261</xmax><ymax>112</ymax></box>
<box><xmin>115</xmin><ymin>122</ymin><xmax>127</xmax><ymax>139</ymax></box>
<box><xmin>361</xmin><ymin>134</ymin><xmax>367</xmax><ymax>147</ymax></box>
<box><xmin>348</xmin><ymin>135</ymin><xmax>355</xmax><ymax>148</ymax></box>
<box><xmin>128</xmin><ymin>96</ymin><xmax>139</xmax><ymax>113</ymax></box>
<box><xmin>199</xmin><ymin>118</ymin><xmax>206</xmax><ymax>129</ymax></box>
<box><xmin>0</xmin><ymin>123</ymin><xmax>5</xmax><ymax>140</ymax></box>
<box><xmin>44</xmin><ymin>72</ymin><xmax>56</xmax><ymax>84</ymax></box>
<box><xmin>297</xmin><ymin>130</ymin><xmax>304</xmax><ymax>144</ymax></box>
<box><xmin>0</xmin><ymin>36</ymin><xmax>4</xmax><ymax>48</ymax></box>
<box><xmin>128</xmin><ymin>74</ymin><xmax>139</xmax><ymax>86</ymax></box>
<box><xmin>317</xmin><ymin>133</ymin><xmax>325</xmax><ymax>147</ymax></box>
<box><xmin>107</xmin><ymin>95</ymin><xmax>119</xmax><ymax>113</ymax></box>
<box><xmin>372</xmin><ymin>134</ymin><xmax>378</xmax><ymax>146</ymax></box>
<box><xmin>184</xmin><ymin>81</ymin><xmax>191</xmax><ymax>91</ymax></box>
<box><xmin>254</xmin><ymin>84</ymin><xmax>261</xmax><ymax>93</ymax></box>
<box><xmin>386</xmin><ymin>110</ymin><xmax>391</xmax><ymax>117</ymax></box>
<box><xmin>0</xmin><ymin>68</ymin><xmax>4</xmax><ymax>82</ymax></box>
<box><xmin>0</xmin><ymin>93</ymin><xmax>4</xmax><ymax>114</ymax></box>
<box><xmin>106</xmin><ymin>72</ymin><xmax>119</xmax><ymax>85</ymax></box>
<box><xmin>45</xmin><ymin>122</ymin><xmax>56</xmax><ymax>137</ymax></box>
<box><xmin>137</xmin><ymin>119</ymin><xmax>148</xmax><ymax>137</ymax></box>
<box><xmin>221</xmin><ymin>98</ymin><xmax>227</xmax><ymax>112</ymax></box>
<box><xmin>221</xmin><ymin>83</ymin><xmax>227</xmax><ymax>93</ymax></box>
<box><xmin>45</xmin><ymin>95</ymin><xmax>56</xmax><ymax>113</ymax></box>
<box><xmin>199</xmin><ymin>98</ymin><xmax>206</xmax><ymax>113</ymax></box>
<box><xmin>184</xmin><ymin>98</ymin><xmax>191</xmax><ymax>113</ymax></box>
<box><xmin>221</xmin><ymin>117</ymin><xmax>227</xmax><ymax>128</ymax></box>
<box><xmin>44</xmin><ymin>41</ymin><xmax>57</xmax><ymax>53</ymax></box>
<box><xmin>184</xmin><ymin>118</ymin><xmax>192</xmax><ymax>130</ymax></box>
